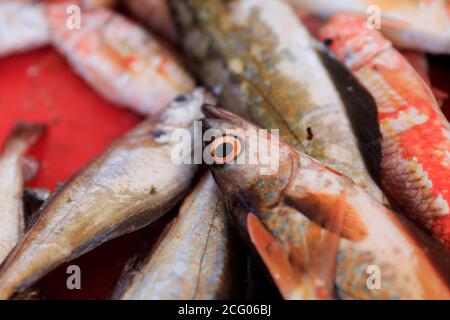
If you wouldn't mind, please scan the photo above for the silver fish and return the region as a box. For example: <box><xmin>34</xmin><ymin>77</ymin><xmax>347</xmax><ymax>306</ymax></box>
<box><xmin>0</xmin><ymin>123</ymin><xmax>44</xmax><ymax>264</ymax></box>
<box><xmin>0</xmin><ymin>89</ymin><xmax>212</xmax><ymax>299</ymax></box>
<box><xmin>115</xmin><ymin>173</ymin><xmax>243</xmax><ymax>300</ymax></box>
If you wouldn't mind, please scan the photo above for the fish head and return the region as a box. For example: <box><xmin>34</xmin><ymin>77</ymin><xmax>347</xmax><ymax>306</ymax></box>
<box><xmin>202</xmin><ymin>105</ymin><xmax>297</xmax><ymax>213</ymax></box>
<box><xmin>159</xmin><ymin>88</ymin><xmax>216</xmax><ymax>128</ymax></box>
<box><xmin>319</xmin><ymin>13</ymin><xmax>391</xmax><ymax>69</ymax></box>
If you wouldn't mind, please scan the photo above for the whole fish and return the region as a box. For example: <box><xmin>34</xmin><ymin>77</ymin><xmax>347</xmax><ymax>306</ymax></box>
<box><xmin>202</xmin><ymin>104</ymin><xmax>450</xmax><ymax>299</ymax></box>
<box><xmin>123</xmin><ymin>0</ymin><xmax>178</xmax><ymax>44</ymax></box>
<box><xmin>0</xmin><ymin>123</ymin><xmax>45</xmax><ymax>264</ymax></box>
<box><xmin>288</xmin><ymin>0</ymin><xmax>450</xmax><ymax>55</ymax></box>
<box><xmin>47</xmin><ymin>1</ymin><xmax>194</xmax><ymax>115</ymax></box>
<box><xmin>170</xmin><ymin>0</ymin><xmax>386</xmax><ymax>203</ymax></box>
<box><xmin>319</xmin><ymin>14</ymin><xmax>450</xmax><ymax>250</ymax></box>
<box><xmin>0</xmin><ymin>89</ymin><xmax>211</xmax><ymax>299</ymax></box>
<box><xmin>114</xmin><ymin>173</ymin><xmax>243</xmax><ymax>300</ymax></box>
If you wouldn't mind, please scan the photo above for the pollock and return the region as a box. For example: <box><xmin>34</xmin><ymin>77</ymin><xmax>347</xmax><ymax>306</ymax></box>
<box><xmin>0</xmin><ymin>89</ymin><xmax>211</xmax><ymax>299</ymax></box>
<box><xmin>202</xmin><ymin>105</ymin><xmax>450</xmax><ymax>300</ymax></box>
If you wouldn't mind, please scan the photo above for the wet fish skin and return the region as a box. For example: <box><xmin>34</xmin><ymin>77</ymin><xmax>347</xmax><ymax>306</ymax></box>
<box><xmin>202</xmin><ymin>105</ymin><xmax>450</xmax><ymax>300</ymax></box>
<box><xmin>47</xmin><ymin>1</ymin><xmax>194</xmax><ymax>115</ymax></box>
<box><xmin>115</xmin><ymin>173</ymin><xmax>243</xmax><ymax>300</ymax></box>
<box><xmin>0</xmin><ymin>89</ymin><xmax>210</xmax><ymax>299</ymax></box>
<box><xmin>0</xmin><ymin>123</ymin><xmax>45</xmax><ymax>264</ymax></box>
<box><xmin>170</xmin><ymin>0</ymin><xmax>385</xmax><ymax>203</ymax></box>
<box><xmin>319</xmin><ymin>14</ymin><xmax>450</xmax><ymax>250</ymax></box>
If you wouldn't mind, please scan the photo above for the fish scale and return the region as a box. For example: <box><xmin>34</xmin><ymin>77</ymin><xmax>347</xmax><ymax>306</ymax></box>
<box><xmin>320</xmin><ymin>13</ymin><xmax>450</xmax><ymax>249</ymax></box>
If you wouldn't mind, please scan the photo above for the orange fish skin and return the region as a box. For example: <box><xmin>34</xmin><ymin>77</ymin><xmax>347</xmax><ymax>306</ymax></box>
<box><xmin>320</xmin><ymin>13</ymin><xmax>450</xmax><ymax>249</ymax></box>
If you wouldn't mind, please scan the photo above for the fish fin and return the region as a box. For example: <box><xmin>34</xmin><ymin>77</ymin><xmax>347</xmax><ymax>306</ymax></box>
<box><xmin>3</xmin><ymin>122</ymin><xmax>46</xmax><ymax>154</ymax></box>
<box><xmin>285</xmin><ymin>191</ymin><xmax>367</xmax><ymax>241</ymax></box>
<box><xmin>247</xmin><ymin>213</ymin><xmax>302</xmax><ymax>299</ymax></box>
<box><xmin>317</xmin><ymin>50</ymin><xmax>382</xmax><ymax>185</ymax></box>
<box><xmin>248</xmin><ymin>192</ymin><xmax>346</xmax><ymax>300</ymax></box>
<box><xmin>431</xmin><ymin>87</ymin><xmax>448</xmax><ymax>107</ymax></box>
<box><xmin>315</xmin><ymin>192</ymin><xmax>346</xmax><ymax>294</ymax></box>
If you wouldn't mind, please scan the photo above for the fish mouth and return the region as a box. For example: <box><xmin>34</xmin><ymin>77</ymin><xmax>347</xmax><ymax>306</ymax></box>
<box><xmin>201</xmin><ymin>104</ymin><xmax>246</xmax><ymax>132</ymax></box>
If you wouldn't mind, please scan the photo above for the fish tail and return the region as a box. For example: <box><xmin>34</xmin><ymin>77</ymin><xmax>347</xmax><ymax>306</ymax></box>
<box><xmin>3</xmin><ymin>122</ymin><xmax>46</xmax><ymax>154</ymax></box>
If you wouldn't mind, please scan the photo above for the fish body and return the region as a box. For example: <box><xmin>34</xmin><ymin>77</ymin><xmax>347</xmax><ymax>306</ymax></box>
<box><xmin>289</xmin><ymin>0</ymin><xmax>450</xmax><ymax>54</ymax></box>
<box><xmin>0</xmin><ymin>89</ymin><xmax>210</xmax><ymax>299</ymax></box>
<box><xmin>319</xmin><ymin>14</ymin><xmax>450</xmax><ymax>250</ymax></box>
<box><xmin>0</xmin><ymin>123</ymin><xmax>44</xmax><ymax>263</ymax></box>
<box><xmin>0</xmin><ymin>0</ymin><xmax>119</xmax><ymax>58</ymax></box>
<box><xmin>170</xmin><ymin>0</ymin><xmax>386</xmax><ymax>203</ymax></box>
<box><xmin>47</xmin><ymin>2</ymin><xmax>194</xmax><ymax>115</ymax></box>
<box><xmin>124</xmin><ymin>0</ymin><xmax>178</xmax><ymax>43</ymax></box>
<box><xmin>116</xmin><ymin>173</ymin><xmax>242</xmax><ymax>300</ymax></box>
<box><xmin>202</xmin><ymin>105</ymin><xmax>450</xmax><ymax>300</ymax></box>
<box><xmin>0</xmin><ymin>0</ymin><xmax>49</xmax><ymax>57</ymax></box>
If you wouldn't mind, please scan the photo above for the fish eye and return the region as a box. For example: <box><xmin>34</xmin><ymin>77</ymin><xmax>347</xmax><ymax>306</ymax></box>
<box><xmin>174</xmin><ymin>94</ymin><xmax>189</xmax><ymax>103</ymax></box>
<box><xmin>210</xmin><ymin>136</ymin><xmax>242</xmax><ymax>165</ymax></box>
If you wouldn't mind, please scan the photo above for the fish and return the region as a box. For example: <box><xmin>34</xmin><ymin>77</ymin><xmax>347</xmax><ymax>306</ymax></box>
<box><xmin>201</xmin><ymin>104</ymin><xmax>450</xmax><ymax>300</ymax></box>
<box><xmin>0</xmin><ymin>123</ymin><xmax>45</xmax><ymax>264</ymax></box>
<box><xmin>0</xmin><ymin>0</ymin><xmax>121</xmax><ymax>58</ymax></box>
<box><xmin>319</xmin><ymin>14</ymin><xmax>450</xmax><ymax>250</ymax></box>
<box><xmin>170</xmin><ymin>0</ymin><xmax>387</xmax><ymax>204</ymax></box>
<box><xmin>0</xmin><ymin>89</ymin><xmax>212</xmax><ymax>299</ymax></box>
<box><xmin>123</xmin><ymin>0</ymin><xmax>178</xmax><ymax>44</ymax></box>
<box><xmin>400</xmin><ymin>50</ymin><xmax>448</xmax><ymax>107</ymax></box>
<box><xmin>46</xmin><ymin>1</ymin><xmax>195</xmax><ymax>115</ymax></box>
<box><xmin>288</xmin><ymin>0</ymin><xmax>450</xmax><ymax>55</ymax></box>
<box><xmin>0</xmin><ymin>0</ymin><xmax>49</xmax><ymax>57</ymax></box>
<box><xmin>114</xmin><ymin>173</ymin><xmax>243</xmax><ymax>300</ymax></box>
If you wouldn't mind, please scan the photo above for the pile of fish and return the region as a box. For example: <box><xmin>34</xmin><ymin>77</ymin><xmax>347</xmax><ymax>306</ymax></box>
<box><xmin>0</xmin><ymin>0</ymin><xmax>450</xmax><ymax>300</ymax></box>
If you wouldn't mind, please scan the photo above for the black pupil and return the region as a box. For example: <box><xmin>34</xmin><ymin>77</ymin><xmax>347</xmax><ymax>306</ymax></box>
<box><xmin>175</xmin><ymin>95</ymin><xmax>187</xmax><ymax>102</ymax></box>
<box><xmin>216</xmin><ymin>142</ymin><xmax>234</xmax><ymax>159</ymax></box>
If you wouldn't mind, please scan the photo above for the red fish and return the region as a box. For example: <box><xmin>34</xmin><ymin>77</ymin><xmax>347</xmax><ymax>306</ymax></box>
<box><xmin>320</xmin><ymin>13</ymin><xmax>450</xmax><ymax>250</ymax></box>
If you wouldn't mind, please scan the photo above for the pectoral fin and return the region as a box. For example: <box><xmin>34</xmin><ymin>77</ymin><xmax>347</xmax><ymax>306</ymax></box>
<box><xmin>285</xmin><ymin>192</ymin><xmax>367</xmax><ymax>241</ymax></box>
<box><xmin>247</xmin><ymin>192</ymin><xmax>346</xmax><ymax>300</ymax></box>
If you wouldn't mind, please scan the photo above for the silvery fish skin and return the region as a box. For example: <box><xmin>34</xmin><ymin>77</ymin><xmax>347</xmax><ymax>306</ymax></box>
<box><xmin>202</xmin><ymin>105</ymin><xmax>450</xmax><ymax>300</ymax></box>
<box><xmin>115</xmin><ymin>173</ymin><xmax>242</xmax><ymax>300</ymax></box>
<box><xmin>0</xmin><ymin>89</ymin><xmax>210</xmax><ymax>299</ymax></box>
<box><xmin>0</xmin><ymin>123</ymin><xmax>45</xmax><ymax>264</ymax></box>
<box><xmin>170</xmin><ymin>0</ymin><xmax>385</xmax><ymax>203</ymax></box>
